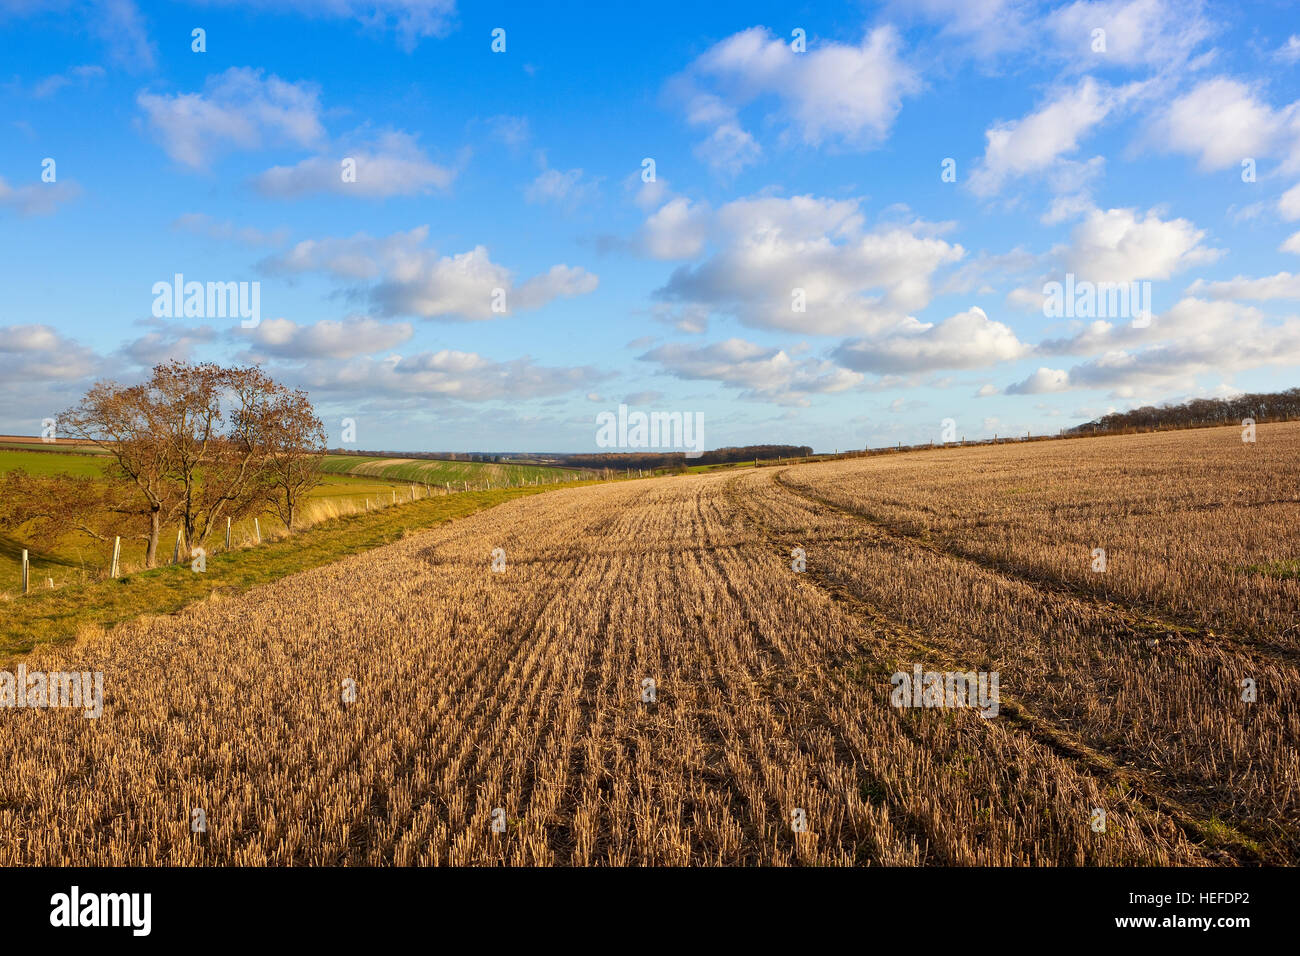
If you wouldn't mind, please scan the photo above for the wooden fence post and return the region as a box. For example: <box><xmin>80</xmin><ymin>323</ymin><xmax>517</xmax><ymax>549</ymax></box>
<box><xmin>173</xmin><ymin>528</ymin><xmax>184</xmax><ymax>564</ymax></box>
<box><xmin>110</xmin><ymin>536</ymin><xmax>121</xmax><ymax>578</ymax></box>
<box><xmin>254</xmin><ymin>518</ymin><xmax>261</xmax><ymax>544</ymax></box>
<box><xmin>21</xmin><ymin>548</ymin><xmax>29</xmax><ymax>595</ymax></box>
<box><xmin>225</xmin><ymin>517</ymin><xmax>231</xmax><ymax>551</ymax></box>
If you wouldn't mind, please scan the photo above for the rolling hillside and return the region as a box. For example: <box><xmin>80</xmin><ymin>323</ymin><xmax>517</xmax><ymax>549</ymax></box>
<box><xmin>322</xmin><ymin>454</ymin><xmax>584</xmax><ymax>486</ymax></box>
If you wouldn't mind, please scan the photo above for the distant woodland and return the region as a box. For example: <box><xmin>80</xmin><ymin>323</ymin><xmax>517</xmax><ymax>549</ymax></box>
<box><xmin>553</xmin><ymin>445</ymin><xmax>815</xmax><ymax>471</ymax></box>
<box><xmin>1067</xmin><ymin>388</ymin><xmax>1300</xmax><ymax>435</ymax></box>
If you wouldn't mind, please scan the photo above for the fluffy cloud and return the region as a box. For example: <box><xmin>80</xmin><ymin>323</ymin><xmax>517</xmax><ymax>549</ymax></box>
<box><xmin>651</xmin><ymin>194</ymin><xmax>963</xmax><ymax>335</ymax></box>
<box><xmin>649</xmin><ymin>303</ymin><xmax>711</xmax><ymax>334</ymax></box>
<box><xmin>630</xmin><ymin>173</ymin><xmax>673</xmax><ymax>212</ymax></box>
<box><xmin>262</xmin><ymin>227</ymin><xmax>598</xmax><ymax>320</ymax></box>
<box><xmin>1046</xmin><ymin>0</ymin><xmax>1214</xmax><ymax>68</ymax></box>
<box><xmin>691</xmin><ymin>121</ymin><xmax>761</xmax><ymax>177</ymax></box>
<box><xmin>238</xmin><ymin>316</ymin><xmax>413</xmax><ymax>359</ymax></box>
<box><xmin>1278</xmin><ymin>183</ymin><xmax>1300</xmax><ymax>222</ymax></box>
<box><xmin>894</xmin><ymin>0</ymin><xmax>1210</xmax><ymax>69</ymax></box>
<box><xmin>673</xmin><ymin>25</ymin><xmax>919</xmax><ymax>172</ymax></box>
<box><xmin>0</xmin><ymin>324</ymin><xmax>63</xmax><ymax>353</ymax></box>
<box><xmin>0</xmin><ymin>323</ymin><xmax>100</xmax><ymax>384</ymax></box>
<box><xmin>1007</xmin><ymin>298</ymin><xmax>1300</xmax><ymax>396</ymax></box>
<box><xmin>375</xmin><ymin>249</ymin><xmax>566</xmax><ymax>318</ymax></box>
<box><xmin>832</xmin><ymin>307</ymin><xmax>1028</xmax><ymax>374</ymax></box>
<box><xmin>138</xmin><ymin>68</ymin><xmax>325</xmax><ymax>169</ymax></box>
<box><xmin>254</xmin><ymin>130</ymin><xmax>455</xmax><ymax>199</ymax></box>
<box><xmin>639</xmin><ymin>337</ymin><xmax>862</xmax><ymax>406</ymax></box>
<box><xmin>1062</xmin><ymin>206</ymin><xmax>1219</xmax><ymax>282</ymax></box>
<box><xmin>371</xmin><ymin>246</ymin><xmax>538</xmax><ymax>318</ymax></box>
<box><xmin>0</xmin><ymin>323</ymin><xmax>103</xmax><ymax>433</ymax></box>
<box><xmin>1006</xmin><ymin>367</ymin><xmax>1071</xmax><ymax>394</ymax></box>
<box><xmin>260</xmin><ymin>226</ymin><xmax>429</xmax><ymax>279</ymax></box>
<box><xmin>1149</xmin><ymin>78</ymin><xmax>1300</xmax><ymax>172</ymax></box>
<box><xmin>642</xmin><ymin>197</ymin><xmax>710</xmax><ymax>259</ymax></box>
<box><xmin>119</xmin><ymin>320</ymin><xmax>218</xmax><ymax>367</ymax></box>
<box><xmin>1037</xmin><ymin>316</ymin><xmax>1162</xmax><ymax>355</ymax></box>
<box><xmin>0</xmin><ymin>325</ymin><xmax>101</xmax><ymax>434</ymax></box>
<box><xmin>1185</xmin><ymin>272</ymin><xmax>1300</xmax><ymax>301</ymax></box>
<box><xmin>296</xmin><ymin>349</ymin><xmax>607</xmax><ymax>402</ymax></box>
<box><xmin>1006</xmin><ymin>286</ymin><xmax>1048</xmax><ymax>311</ymax></box>
<box><xmin>969</xmin><ymin>78</ymin><xmax>1123</xmax><ymax>197</ymax></box>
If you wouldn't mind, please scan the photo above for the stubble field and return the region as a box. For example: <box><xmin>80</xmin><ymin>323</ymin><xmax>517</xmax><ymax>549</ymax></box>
<box><xmin>1</xmin><ymin>423</ymin><xmax>1295</xmax><ymax>866</ymax></box>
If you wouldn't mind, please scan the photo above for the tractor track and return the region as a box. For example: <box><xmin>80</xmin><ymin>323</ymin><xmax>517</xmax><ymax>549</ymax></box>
<box><xmin>723</xmin><ymin>471</ymin><xmax>1274</xmax><ymax>866</ymax></box>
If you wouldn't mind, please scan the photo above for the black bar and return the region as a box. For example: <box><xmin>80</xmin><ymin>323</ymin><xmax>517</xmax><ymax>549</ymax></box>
<box><xmin>2</xmin><ymin>865</ymin><xmax>1286</xmax><ymax>943</ymax></box>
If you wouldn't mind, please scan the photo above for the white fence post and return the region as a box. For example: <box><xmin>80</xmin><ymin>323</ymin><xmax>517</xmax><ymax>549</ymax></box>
<box><xmin>225</xmin><ymin>516</ymin><xmax>231</xmax><ymax>551</ymax></box>
<box><xmin>110</xmin><ymin>536</ymin><xmax>121</xmax><ymax>578</ymax></box>
<box><xmin>21</xmin><ymin>548</ymin><xmax>29</xmax><ymax>595</ymax></box>
<box><xmin>254</xmin><ymin>518</ymin><xmax>261</xmax><ymax>544</ymax></box>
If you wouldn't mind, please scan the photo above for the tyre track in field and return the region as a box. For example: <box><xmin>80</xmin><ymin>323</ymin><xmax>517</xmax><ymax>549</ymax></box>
<box><xmin>693</xmin><ymin>484</ymin><xmax>937</xmax><ymax>865</ymax></box>
<box><xmin>725</xmin><ymin>471</ymin><xmax>1270</xmax><ymax>866</ymax></box>
<box><xmin>667</xmin><ymin>482</ymin><xmax>826</xmax><ymax>864</ymax></box>
<box><xmin>354</xmin><ymin>522</ymin><xmax>603</xmax><ymax>863</ymax></box>
<box><xmin>773</xmin><ymin>470</ymin><xmax>1300</xmax><ymax>670</ymax></box>
<box><xmin>767</xmin><ymin>467</ymin><xmax>1300</xmax><ymax>859</ymax></box>
<box><xmin>717</xmin><ymin>476</ymin><xmax>1166</xmax><ymax>864</ymax></box>
<box><xmin>369</xmin><ymin>490</ymin><xmax>648</xmax><ymax>864</ymax></box>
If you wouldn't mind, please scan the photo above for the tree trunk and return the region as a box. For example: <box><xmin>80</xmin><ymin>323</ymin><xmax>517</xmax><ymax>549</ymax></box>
<box><xmin>145</xmin><ymin>508</ymin><xmax>161</xmax><ymax>568</ymax></box>
<box><xmin>286</xmin><ymin>502</ymin><xmax>295</xmax><ymax>533</ymax></box>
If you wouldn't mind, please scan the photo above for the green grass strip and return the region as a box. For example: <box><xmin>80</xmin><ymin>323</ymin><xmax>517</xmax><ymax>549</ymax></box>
<box><xmin>1</xmin><ymin>482</ymin><xmax>590</xmax><ymax>662</ymax></box>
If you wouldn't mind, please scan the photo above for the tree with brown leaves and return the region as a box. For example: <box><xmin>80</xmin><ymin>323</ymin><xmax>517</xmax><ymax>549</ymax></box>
<box><xmin>258</xmin><ymin>385</ymin><xmax>327</xmax><ymax>532</ymax></box>
<box><xmin>0</xmin><ymin>469</ymin><xmax>156</xmax><ymax>556</ymax></box>
<box><xmin>51</xmin><ymin>361</ymin><xmax>327</xmax><ymax>566</ymax></box>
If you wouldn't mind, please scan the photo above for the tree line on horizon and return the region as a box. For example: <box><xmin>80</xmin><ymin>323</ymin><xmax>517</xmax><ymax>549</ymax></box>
<box><xmin>1066</xmin><ymin>387</ymin><xmax>1300</xmax><ymax>436</ymax></box>
<box><xmin>554</xmin><ymin>445</ymin><xmax>815</xmax><ymax>471</ymax></box>
<box><xmin>328</xmin><ymin>449</ymin><xmax>522</xmax><ymax>463</ymax></box>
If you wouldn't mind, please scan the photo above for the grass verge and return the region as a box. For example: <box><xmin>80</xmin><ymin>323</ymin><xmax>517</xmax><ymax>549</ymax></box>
<box><xmin>0</xmin><ymin>482</ymin><xmax>585</xmax><ymax>662</ymax></box>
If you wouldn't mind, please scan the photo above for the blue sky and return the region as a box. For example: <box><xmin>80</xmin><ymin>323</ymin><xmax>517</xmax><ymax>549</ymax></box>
<box><xmin>2</xmin><ymin>0</ymin><xmax>1300</xmax><ymax>453</ymax></box>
